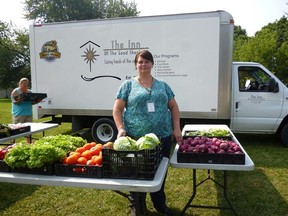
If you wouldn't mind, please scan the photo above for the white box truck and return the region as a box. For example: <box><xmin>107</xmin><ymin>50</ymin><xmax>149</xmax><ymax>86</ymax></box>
<box><xmin>29</xmin><ymin>11</ymin><xmax>288</xmax><ymax>146</ymax></box>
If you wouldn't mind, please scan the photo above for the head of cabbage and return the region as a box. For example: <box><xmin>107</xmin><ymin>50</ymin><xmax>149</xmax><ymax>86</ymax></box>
<box><xmin>113</xmin><ymin>136</ymin><xmax>137</xmax><ymax>151</ymax></box>
<box><xmin>136</xmin><ymin>133</ymin><xmax>160</xmax><ymax>150</ymax></box>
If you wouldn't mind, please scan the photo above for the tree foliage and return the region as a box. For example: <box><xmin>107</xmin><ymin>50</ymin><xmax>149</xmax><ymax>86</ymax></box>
<box><xmin>233</xmin><ymin>25</ymin><xmax>249</xmax><ymax>61</ymax></box>
<box><xmin>0</xmin><ymin>0</ymin><xmax>139</xmax><ymax>95</ymax></box>
<box><xmin>1</xmin><ymin>2</ymin><xmax>288</xmax><ymax>95</ymax></box>
<box><xmin>0</xmin><ymin>22</ymin><xmax>30</xmax><ymax>95</ymax></box>
<box><xmin>23</xmin><ymin>0</ymin><xmax>139</xmax><ymax>23</ymax></box>
<box><xmin>233</xmin><ymin>16</ymin><xmax>288</xmax><ymax>85</ymax></box>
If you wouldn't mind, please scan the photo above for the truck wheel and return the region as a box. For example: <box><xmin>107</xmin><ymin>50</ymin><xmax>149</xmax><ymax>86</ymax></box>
<box><xmin>280</xmin><ymin>124</ymin><xmax>288</xmax><ymax>147</ymax></box>
<box><xmin>91</xmin><ymin>118</ymin><xmax>117</xmax><ymax>143</ymax></box>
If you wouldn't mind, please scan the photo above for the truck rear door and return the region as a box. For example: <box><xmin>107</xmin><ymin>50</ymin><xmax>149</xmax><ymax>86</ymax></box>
<box><xmin>231</xmin><ymin>63</ymin><xmax>283</xmax><ymax>133</ymax></box>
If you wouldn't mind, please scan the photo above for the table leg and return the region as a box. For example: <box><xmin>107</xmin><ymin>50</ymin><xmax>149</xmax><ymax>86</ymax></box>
<box><xmin>180</xmin><ymin>169</ymin><xmax>238</xmax><ymax>216</ymax></box>
<box><xmin>133</xmin><ymin>192</ymin><xmax>148</xmax><ymax>216</ymax></box>
<box><xmin>180</xmin><ymin>169</ymin><xmax>197</xmax><ymax>215</ymax></box>
<box><xmin>114</xmin><ymin>191</ymin><xmax>148</xmax><ymax>216</ymax></box>
<box><xmin>223</xmin><ymin>171</ymin><xmax>238</xmax><ymax>216</ymax></box>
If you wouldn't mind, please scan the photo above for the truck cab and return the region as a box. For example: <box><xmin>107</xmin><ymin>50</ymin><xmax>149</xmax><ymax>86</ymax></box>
<box><xmin>231</xmin><ymin>62</ymin><xmax>288</xmax><ymax>145</ymax></box>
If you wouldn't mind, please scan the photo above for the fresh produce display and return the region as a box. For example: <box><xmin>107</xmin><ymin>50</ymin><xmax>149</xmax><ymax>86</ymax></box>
<box><xmin>62</xmin><ymin>142</ymin><xmax>103</xmax><ymax>166</ymax></box>
<box><xmin>113</xmin><ymin>133</ymin><xmax>160</xmax><ymax>151</ymax></box>
<box><xmin>178</xmin><ymin>136</ymin><xmax>243</xmax><ymax>154</ymax></box>
<box><xmin>34</xmin><ymin>135</ymin><xmax>86</xmax><ymax>152</ymax></box>
<box><xmin>3</xmin><ymin>142</ymin><xmax>31</xmax><ymax>168</ymax></box>
<box><xmin>0</xmin><ymin>123</ymin><xmax>30</xmax><ymax>137</ymax></box>
<box><xmin>0</xmin><ymin>123</ymin><xmax>29</xmax><ymax>131</ymax></box>
<box><xmin>1</xmin><ymin>132</ymin><xmax>161</xmax><ymax>178</ymax></box>
<box><xmin>3</xmin><ymin>135</ymin><xmax>86</xmax><ymax>169</ymax></box>
<box><xmin>136</xmin><ymin>133</ymin><xmax>160</xmax><ymax>150</ymax></box>
<box><xmin>185</xmin><ymin>128</ymin><xmax>231</xmax><ymax>137</ymax></box>
<box><xmin>0</xmin><ymin>123</ymin><xmax>10</xmax><ymax>135</ymax></box>
<box><xmin>113</xmin><ymin>136</ymin><xmax>137</xmax><ymax>151</ymax></box>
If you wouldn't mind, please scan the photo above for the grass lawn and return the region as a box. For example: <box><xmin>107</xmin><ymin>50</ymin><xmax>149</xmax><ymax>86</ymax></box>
<box><xmin>0</xmin><ymin>98</ymin><xmax>288</xmax><ymax>216</ymax></box>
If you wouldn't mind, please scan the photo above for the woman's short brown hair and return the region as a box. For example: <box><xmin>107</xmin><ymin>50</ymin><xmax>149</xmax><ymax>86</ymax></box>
<box><xmin>134</xmin><ymin>50</ymin><xmax>154</xmax><ymax>67</ymax></box>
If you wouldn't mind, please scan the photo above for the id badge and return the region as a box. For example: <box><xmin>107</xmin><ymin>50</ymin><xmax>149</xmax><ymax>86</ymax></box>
<box><xmin>147</xmin><ymin>102</ymin><xmax>155</xmax><ymax>112</ymax></box>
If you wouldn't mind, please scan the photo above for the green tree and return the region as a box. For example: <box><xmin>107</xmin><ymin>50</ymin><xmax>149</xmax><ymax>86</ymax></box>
<box><xmin>0</xmin><ymin>0</ymin><xmax>139</xmax><ymax>96</ymax></box>
<box><xmin>264</xmin><ymin>16</ymin><xmax>288</xmax><ymax>84</ymax></box>
<box><xmin>23</xmin><ymin>0</ymin><xmax>139</xmax><ymax>23</ymax></box>
<box><xmin>0</xmin><ymin>22</ymin><xmax>29</xmax><ymax>97</ymax></box>
<box><xmin>233</xmin><ymin>25</ymin><xmax>249</xmax><ymax>61</ymax></box>
<box><xmin>233</xmin><ymin>16</ymin><xmax>288</xmax><ymax>85</ymax></box>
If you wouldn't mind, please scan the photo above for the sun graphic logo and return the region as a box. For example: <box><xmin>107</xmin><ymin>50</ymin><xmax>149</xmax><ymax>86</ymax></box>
<box><xmin>80</xmin><ymin>41</ymin><xmax>100</xmax><ymax>72</ymax></box>
<box><xmin>39</xmin><ymin>40</ymin><xmax>61</xmax><ymax>62</ymax></box>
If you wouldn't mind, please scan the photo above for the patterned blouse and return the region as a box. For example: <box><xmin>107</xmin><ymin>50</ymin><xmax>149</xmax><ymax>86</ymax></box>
<box><xmin>116</xmin><ymin>78</ymin><xmax>175</xmax><ymax>138</ymax></box>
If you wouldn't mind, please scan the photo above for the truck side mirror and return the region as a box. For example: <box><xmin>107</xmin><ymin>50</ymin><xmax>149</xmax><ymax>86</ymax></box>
<box><xmin>268</xmin><ymin>78</ymin><xmax>279</xmax><ymax>93</ymax></box>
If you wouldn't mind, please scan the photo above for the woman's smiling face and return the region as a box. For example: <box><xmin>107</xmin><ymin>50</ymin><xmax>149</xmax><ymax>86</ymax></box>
<box><xmin>136</xmin><ymin>56</ymin><xmax>153</xmax><ymax>73</ymax></box>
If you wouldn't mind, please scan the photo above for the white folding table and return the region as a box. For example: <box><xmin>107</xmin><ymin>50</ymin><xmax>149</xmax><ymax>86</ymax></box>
<box><xmin>170</xmin><ymin>124</ymin><xmax>255</xmax><ymax>216</ymax></box>
<box><xmin>0</xmin><ymin>122</ymin><xmax>58</xmax><ymax>144</ymax></box>
<box><xmin>0</xmin><ymin>157</ymin><xmax>169</xmax><ymax>216</ymax></box>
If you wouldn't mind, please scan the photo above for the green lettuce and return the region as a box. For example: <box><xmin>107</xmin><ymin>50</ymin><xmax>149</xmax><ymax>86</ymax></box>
<box><xmin>136</xmin><ymin>133</ymin><xmax>160</xmax><ymax>150</ymax></box>
<box><xmin>113</xmin><ymin>136</ymin><xmax>137</xmax><ymax>151</ymax></box>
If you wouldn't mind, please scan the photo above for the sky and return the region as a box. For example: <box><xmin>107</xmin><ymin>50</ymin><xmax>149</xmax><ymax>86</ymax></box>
<box><xmin>0</xmin><ymin>0</ymin><xmax>287</xmax><ymax>36</ymax></box>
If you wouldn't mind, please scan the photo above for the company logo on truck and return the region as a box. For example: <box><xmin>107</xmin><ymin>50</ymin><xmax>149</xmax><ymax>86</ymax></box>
<box><xmin>80</xmin><ymin>41</ymin><xmax>100</xmax><ymax>72</ymax></box>
<box><xmin>80</xmin><ymin>40</ymin><xmax>121</xmax><ymax>82</ymax></box>
<box><xmin>39</xmin><ymin>40</ymin><xmax>61</xmax><ymax>62</ymax></box>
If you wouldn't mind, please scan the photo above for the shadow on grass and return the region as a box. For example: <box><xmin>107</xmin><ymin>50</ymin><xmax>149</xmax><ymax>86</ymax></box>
<box><xmin>179</xmin><ymin>169</ymin><xmax>288</xmax><ymax>216</ymax></box>
<box><xmin>214</xmin><ymin>168</ymin><xmax>288</xmax><ymax>216</ymax></box>
<box><xmin>0</xmin><ymin>183</ymin><xmax>39</xmax><ymax>211</ymax></box>
<box><xmin>235</xmin><ymin>133</ymin><xmax>288</xmax><ymax>169</ymax></box>
<box><xmin>213</xmin><ymin>133</ymin><xmax>288</xmax><ymax>216</ymax></box>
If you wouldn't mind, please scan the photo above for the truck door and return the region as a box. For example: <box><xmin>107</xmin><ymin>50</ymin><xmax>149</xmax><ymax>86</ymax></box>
<box><xmin>231</xmin><ymin>65</ymin><xmax>283</xmax><ymax>132</ymax></box>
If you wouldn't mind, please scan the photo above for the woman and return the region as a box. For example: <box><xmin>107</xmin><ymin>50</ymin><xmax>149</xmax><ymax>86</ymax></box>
<box><xmin>11</xmin><ymin>78</ymin><xmax>34</xmax><ymax>123</ymax></box>
<box><xmin>113</xmin><ymin>50</ymin><xmax>182</xmax><ymax>216</ymax></box>
<box><xmin>11</xmin><ymin>78</ymin><xmax>38</xmax><ymax>143</ymax></box>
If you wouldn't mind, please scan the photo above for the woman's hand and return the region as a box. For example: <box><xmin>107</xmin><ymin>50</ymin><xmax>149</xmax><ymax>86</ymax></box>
<box><xmin>173</xmin><ymin>128</ymin><xmax>182</xmax><ymax>143</ymax></box>
<box><xmin>117</xmin><ymin>128</ymin><xmax>126</xmax><ymax>138</ymax></box>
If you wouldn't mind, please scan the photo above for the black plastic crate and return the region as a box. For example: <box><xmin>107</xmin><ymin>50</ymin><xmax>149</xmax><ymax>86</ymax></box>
<box><xmin>177</xmin><ymin>151</ymin><xmax>245</xmax><ymax>165</ymax></box>
<box><xmin>0</xmin><ymin>125</ymin><xmax>31</xmax><ymax>138</ymax></box>
<box><xmin>11</xmin><ymin>164</ymin><xmax>54</xmax><ymax>175</ymax></box>
<box><xmin>0</xmin><ymin>160</ymin><xmax>10</xmax><ymax>172</ymax></box>
<box><xmin>0</xmin><ymin>132</ymin><xmax>9</xmax><ymax>139</ymax></box>
<box><xmin>14</xmin><ymin>93</ymin><xmax>47</xmax><ymax>102</ymax></box>
<box><xmin>10</xmin><ymin>125</ymin><xmax>31</xmax><ymax>136</ymax></box>
<box><xmin>54</xmin><ymin>164</ymin><xmax>102</xmax><ymax>178</ymax></box>
<box><xmin>102</xmin><ymin>145</ymin><xmax>162</xmax><ymax>180</ymax></box>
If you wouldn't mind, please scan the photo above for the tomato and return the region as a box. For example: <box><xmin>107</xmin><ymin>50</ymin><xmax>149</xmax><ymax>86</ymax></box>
<box><xmin>62</xmin><ymin>157</ymin><xmax>68</xmax><ymax>164</ymax></box>
<box><xmin>90</xmin><ymin>146</ymin><xmax>102</xmax><ymax>156</ymax></box>
<box><xmin>66</xmin><ymin>154</ymin><xmax>78</xmax><ymax>164</ymax></box>
<box><xmin>83</xmin><ymin>143</ymin><xmax>94</xmax><ymax>150</ymax></box>
<box><xmin>75</xmin><ymin>147</ymin><xmax>85</xmax><ymax>154</ymax></box>
<box><xmin>82</xmin><ymin>150</ymin><xmax>92</xmax><ymax>160</ymax></box>
<box><xmin>90</xmin><ymin>142</ymin><xmax>97</xmax><ymax>147</ymax></box>
<box><xmin>92</xmin><ymin>155</ymin><xmax>102</xmax><ymax>166</ymax></box>
<box><xmin>86</xmin><ymin>159</ymin><xmax>96</xmax><ymax>166</ymax></box>
<box><xmin>69</xmin><ymin>152</ymin><xmax>81</xmax><ymax>159</ymax></box>
<box><xmin>77</xmin><ymin>157</ymin><xmax>88</xmax><ymax>165</ymax></box>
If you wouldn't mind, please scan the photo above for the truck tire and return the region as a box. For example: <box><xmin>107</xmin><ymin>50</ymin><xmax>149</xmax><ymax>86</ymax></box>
<box><xmin>280</xmin><ymin>124</ymin><xmax>288</xmax><ymax>147</ymax></box>
<box><xmin>91</xmin><ymin>118</ymin><xmax>117</xmax><ymax>143</ymax></box>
